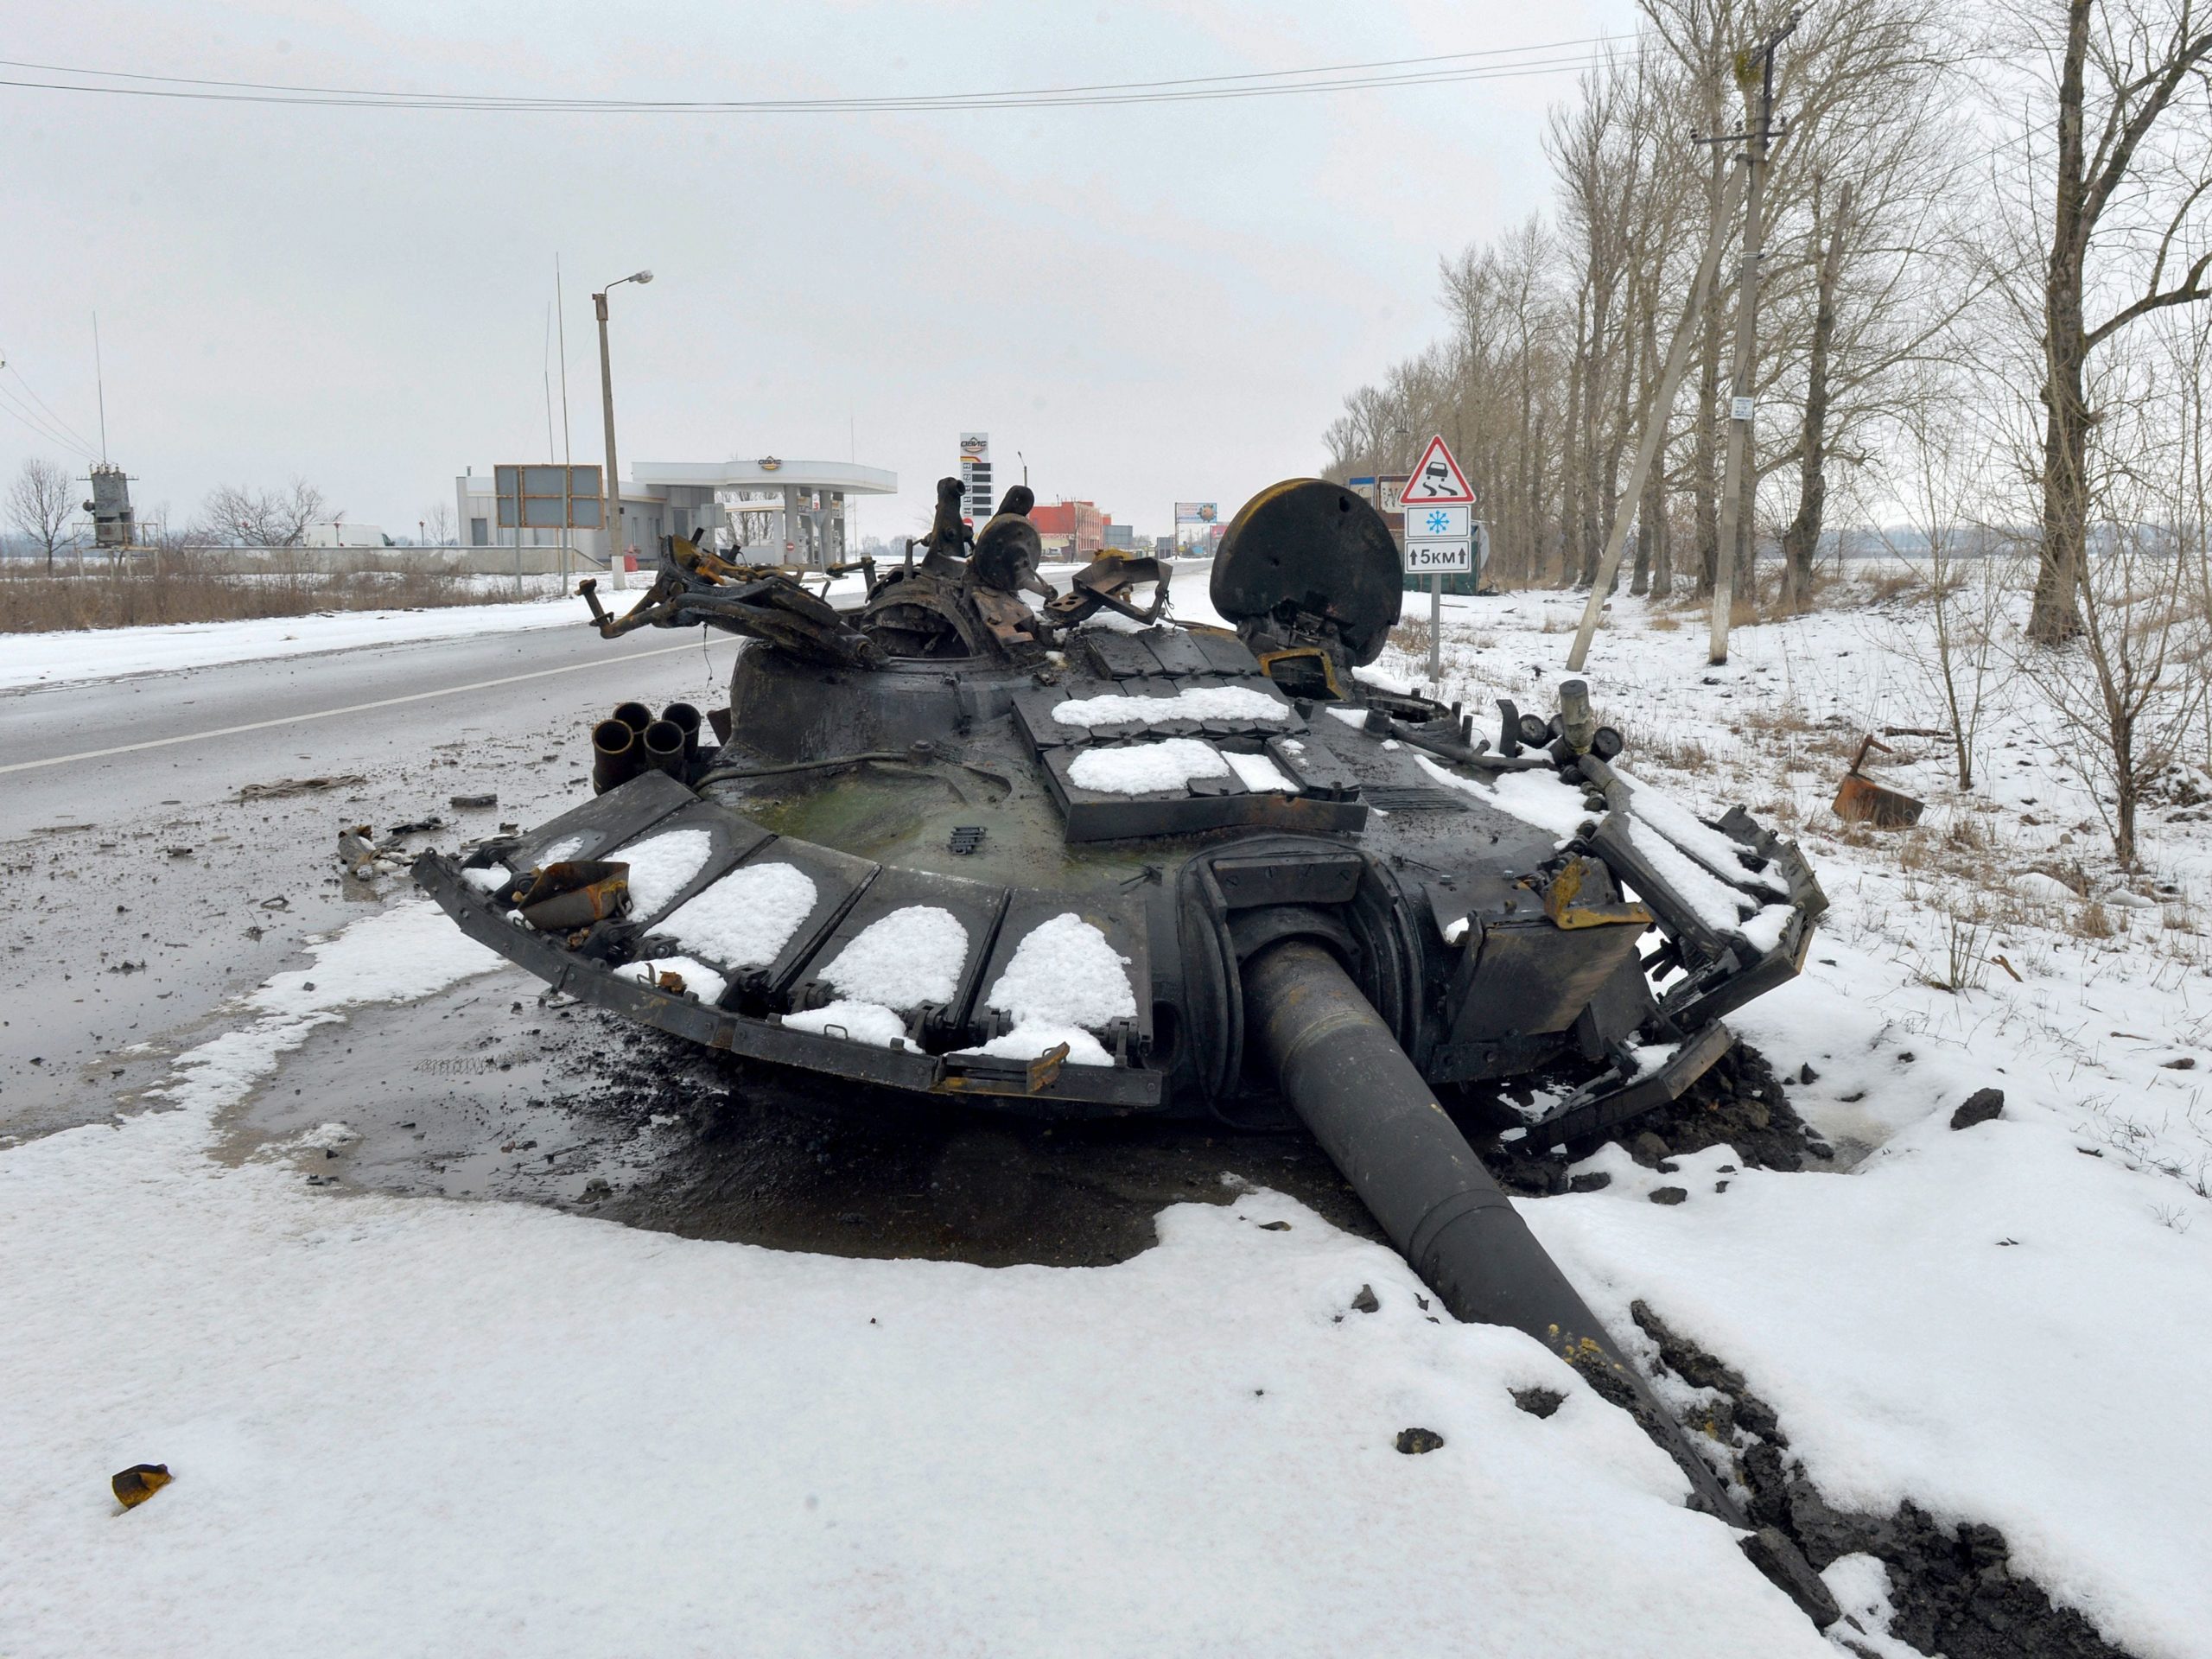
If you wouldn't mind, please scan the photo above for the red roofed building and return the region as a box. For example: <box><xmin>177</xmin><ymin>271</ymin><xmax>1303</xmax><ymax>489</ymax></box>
<box><xmin>1031</xmin><ymin>499</ymin><xmax>1111</xmax><ymax>560</ymax></box>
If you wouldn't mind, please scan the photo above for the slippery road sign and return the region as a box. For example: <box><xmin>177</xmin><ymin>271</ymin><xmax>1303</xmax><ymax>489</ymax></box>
<box><xmin>1401</xmin><ymin>435</ymin><xmax>1475</xmax><ymax>505</ymax></box>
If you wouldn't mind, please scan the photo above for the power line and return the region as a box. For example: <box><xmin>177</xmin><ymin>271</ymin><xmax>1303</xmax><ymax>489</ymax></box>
<box><xmin>0</xmin><ymin>38</ymin><xmax>1637</xmax><ymax>116</ymax></box>
<box><xmin>0</xmin><ymin>387</ymin><xmax>99</xmax><ymax>461</ymax></box>
<box><xmin>0</xmin><ymin>36</ymin><xmax>1624</xmax><ymax>102</ymax></box>
<box><xmin>3</xmin><ymin>364</ymin><xmax>100</xmax><ymax>456</ymax></box>
<box><xmin>0</xmin><ymin>367</ymin><xmax>100</xmax><ymax>461</ymax></box>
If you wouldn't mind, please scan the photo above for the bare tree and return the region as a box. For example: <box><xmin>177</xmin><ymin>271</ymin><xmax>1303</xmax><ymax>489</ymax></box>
<box><xmin>2008</xmin><ymin>0</ymin><xmax>2212</xmax><ymax>642</ymax></box>
<box><xmin>2013</xmin><ymin>308</ymin><xmax>2212</xmax><ymax>863</ymax></box>
<box><xmin>1880</xmin><ymin>385</ymin><xmax>2015</xmax><ymax>788</ymax></box>
<box><xmin>1548</xmin><ymin>47</ymin><xmax>1671</xmax><ymax>588</ymax></box>
<box><xmin>1649</xmin><ymin>0</ymin><xmax>1967</xmax><ymax>601</ymax></box>
<box><xmin>194</xmin><ymin>478</ymin><xmax>332</xmax><ymax>547</ymax></box>
<box><xmin>6</xmin><ymin>457</ymin><xmax>79</xmax><ymax>571</ymax></box>
<box><xmin>1633</xmin><ymin>304</ymin><xmax>1667</xmax><ymax>594</ymax></box>
<box><xmin>423</xmin><ymin>502</ymin><xmax>454</xmax><ymax>546</ymax></box>
<box><xmin>1781</xmin><ymin>180</ymin><xmax>1857</xmax><ymax>607</ymax></box>
<box><xmin>2024</xmin><ymin>515</ymin><xmax>2208</xmax><ymax>863</ymax></box>
<box><xmin>1325</xmin><ymin>0</ymin><xmax>1961</xmax><ymax>619</ymax></box>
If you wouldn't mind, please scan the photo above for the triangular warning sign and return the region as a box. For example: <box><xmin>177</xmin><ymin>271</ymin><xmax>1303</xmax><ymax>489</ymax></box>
<box><xmin>1400</xmin><ymin>435</ymin><xmax>1475</xmax><ymax>505</ymax></box>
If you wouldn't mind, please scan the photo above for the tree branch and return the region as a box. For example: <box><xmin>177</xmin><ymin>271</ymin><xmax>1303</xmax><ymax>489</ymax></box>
<box><xmin>2086</xmin><ymin>246</ymin><xmax>2212</xmax><ymax>349</ymax></box>
<box><xmin>2082</xmin><ymin>28</ymin><xmax>2212</xmax><ymax>226</ymax></box>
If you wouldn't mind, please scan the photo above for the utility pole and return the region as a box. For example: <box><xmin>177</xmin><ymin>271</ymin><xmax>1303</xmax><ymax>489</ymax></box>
<box><xmin>1707</xmin><ymin>13</ymin><xmax>1797</xmax><ymax>666</ymax></box>
<box><xmin>556</xmin><ymin>256</ymin><xmax>575</xmax><ymax>589</ymax></box>
<box><xmin>1567</xmin><ymin>155</ymin><xmax>1747</xmax><ymax>671</ymax></box>
<box><xmin>92</xmin><ymin>313</ymin><xmax>109</xmax><ymax>461</ymax></box>
<box><xmin>594</xmin><ymin>269</ymin><xmax>652</xmax><ymax>590</ymax></box>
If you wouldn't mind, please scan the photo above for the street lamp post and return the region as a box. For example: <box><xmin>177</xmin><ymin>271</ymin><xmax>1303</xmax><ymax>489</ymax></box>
<box><xmin>593</xmin><ymin>269</ymin><xmax>653</xmax><ymax>589</ymax></box>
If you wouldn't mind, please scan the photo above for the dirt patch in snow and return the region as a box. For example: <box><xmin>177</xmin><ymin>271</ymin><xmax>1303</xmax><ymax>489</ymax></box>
<box><xmin>1641</xmin><ymin>1042</ymin><xmax>1839</xmax><ymax>1171</ymax></box>
<box><xmin>1630</xmin><ymin>1302</ymin><xmax>2137</xmax><ymax>1659</ymax></box>
<box><xmin>228</xmin><ymin>969</ymin><xmax>1378</xmax><ymax>1269</ymax></box>
<box><xmin>588</xmin><ymin>1028</ymin><xmax>1382</xmax><ymax>1265</ymax></box>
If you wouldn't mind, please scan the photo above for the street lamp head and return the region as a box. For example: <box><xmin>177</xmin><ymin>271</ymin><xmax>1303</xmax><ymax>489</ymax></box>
<box><xmin>630</xmin><ymin>270</ymin><xmax>654</xmax><ymax>285</ymax></box>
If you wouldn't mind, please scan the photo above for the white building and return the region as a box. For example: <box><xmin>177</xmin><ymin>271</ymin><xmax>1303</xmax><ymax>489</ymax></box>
<box><xmin>455</xmin><ymin>457</ymin><xmax>896</xmax><ymax>569</ymax></box>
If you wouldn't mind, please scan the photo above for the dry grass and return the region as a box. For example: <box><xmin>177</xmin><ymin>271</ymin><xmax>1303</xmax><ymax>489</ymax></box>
<box><xmin>1624</xmin><ymin>729</ymin><xmax>1712</xmax><ymax>771</ymax></box>
<box><xmin>1944</xmin><ymin>814</ymin><xmax>1993</xmax><ymax>853</ymax></box>
<box><xmin>0</xmin><ymin>550</ymin><xmax>507</xmax><ymax>632</ymax></box>
<box><xmin>1921</xmin><ymin>902</ymin><xmax>1997</xmax><ymax>993</ymax></box>
<box><xmin>1388</xmin><ymin>620</ymin><xmax>1433</xmax><ymax>658</ymax></box>
<box><xmin>1642</xmin><ymin>585</ymin><xmax>1764</xmax><ymax>629</ymax></box>
<box><xmin>1834</xmin><ymin>565</ymin><xmax>1927</xmax><ymax>609</ymax></box>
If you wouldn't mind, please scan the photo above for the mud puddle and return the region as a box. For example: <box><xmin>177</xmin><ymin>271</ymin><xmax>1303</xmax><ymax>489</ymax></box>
<box><xmin>221</xmin><ymin>969</ymin><xmax>1377</xmax><ymax>1268</ymax></box>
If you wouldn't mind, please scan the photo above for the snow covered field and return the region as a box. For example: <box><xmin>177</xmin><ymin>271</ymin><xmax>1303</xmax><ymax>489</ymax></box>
<box><xmin>3</xmin><ymin>578</ymin><xmax>2208</xmax><ymax>1656</ymax></box>
<box><xmin>0</xmin><ymin>569</ymin><xmax>872</xmax><ymax>693</ymax></box>
<box><xmin>1370</xmin><ymin>582</ymin><xmax>2212</xmax><ymax>1657</ymax></box>
<box><xmin>0</xmin><ymin>586</ymin><xmax>582</xmax><ymax>691</ymax></box>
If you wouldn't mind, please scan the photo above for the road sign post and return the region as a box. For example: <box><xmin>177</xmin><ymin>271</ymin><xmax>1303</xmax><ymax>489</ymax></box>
<box><xmin>1397</xmin><ymin>436</ymin><xmax>1476</xmax><ymax>690</ymax></box>
<box><xmin>1402</xmin><ymin>537</ymin><xmax>1477</xmax><ymax>688</ymax></box>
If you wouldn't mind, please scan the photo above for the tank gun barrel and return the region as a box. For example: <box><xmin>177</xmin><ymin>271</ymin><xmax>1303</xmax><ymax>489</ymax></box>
<box><xmin>1241</xmin><ymin>937</ymin><xmax>1837</xmax><ymax>1624</ymax></box>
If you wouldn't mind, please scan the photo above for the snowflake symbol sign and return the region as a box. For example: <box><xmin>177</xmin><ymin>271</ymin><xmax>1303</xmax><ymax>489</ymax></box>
<box><xmin>1424</xmin><ymin>510</ymin><xmax>1452</xmax><ymax>535</ymax></box>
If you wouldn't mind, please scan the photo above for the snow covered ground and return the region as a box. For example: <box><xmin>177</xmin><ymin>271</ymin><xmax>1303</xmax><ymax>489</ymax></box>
<box><xmin>0</xmin><ymin>569</ymin><xmax>874</xmax><ymax>694</ymax></box>
<box><xmin>3</xmin><ymin>575</ymin><xmax>2208</xmax><ymax>1656</ymax></box>
<box><xmin>0</xmin><ymin>905</ymin><xmax>1827</xmax><ymax>1656</ymax></box>
<box><xmin>1370</xmin><ymin>581</ymin><xmax>2212</xmax><ymax>1658</ymax></box>
<box><xmin>0</xmin><ymin>585</ymin><xmax>582</xmax><ymax>691</ymax></box>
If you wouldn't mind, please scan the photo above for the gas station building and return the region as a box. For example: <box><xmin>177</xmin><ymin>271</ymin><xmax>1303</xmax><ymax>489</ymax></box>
<box><xmin>456</xmin><ymin>457</ymin><xmax>897</xmax><ymax>569</ymax></box>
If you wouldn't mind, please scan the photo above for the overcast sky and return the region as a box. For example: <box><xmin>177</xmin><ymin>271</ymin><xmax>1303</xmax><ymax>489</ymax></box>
<box><xmin>1</xmin><ymin>0</ymin><xmax>1634</xmax><ymax>543</ymax></box>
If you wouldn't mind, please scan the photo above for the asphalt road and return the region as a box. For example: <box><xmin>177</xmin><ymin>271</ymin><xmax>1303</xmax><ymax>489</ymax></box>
<box><xmin>0</xmin><ymin>615</ymin><xmax>743</xmax><ymax>1141</ymax></box>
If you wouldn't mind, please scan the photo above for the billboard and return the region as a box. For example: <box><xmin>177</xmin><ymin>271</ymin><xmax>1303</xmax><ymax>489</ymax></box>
<box><xmin>1173</xmin><ymin>501</ymin><xmax>1217</xmax><ymax>549</ymax></box>
<box><xmin>959</xmin><ymin>432</ymin><xmax>992</xmax><ymax>524</ymax></box>
<box><xmin>495</xmin><ymin>464</ymin><xmax>606</xmax><ymax>528</ymax></box>
<box><xmin>494</xmin><ymin>463</ymin><xmax>604</xmax><ymax>530</ymax></box>
<box><xmin>1348</xmin><ymin>474</ymin><xmax>1411</xmax><ymax>531</ymax></box>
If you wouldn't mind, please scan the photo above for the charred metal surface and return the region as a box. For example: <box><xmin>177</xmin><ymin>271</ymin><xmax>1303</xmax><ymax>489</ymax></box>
<box><xmin>414</xmin><ymin>852</ymin><xmax>1165</xmax><ymax>1115</ymax></box>
<box><xmin>1042</xmin><ymin>555</ymin><xmax>1173</xmax><ymax>631</ymax></box>
<box><xmin>1210</xmin><ymin>478</ymin><xmax>1404</xmax><ymax>672</ymax></box>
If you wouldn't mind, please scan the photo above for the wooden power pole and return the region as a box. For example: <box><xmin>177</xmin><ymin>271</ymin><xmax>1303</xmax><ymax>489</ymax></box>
<box><xmin>1707</xmin><ymin>14</ymin><xmax>1798</xmax><ymax>666</ymax></box>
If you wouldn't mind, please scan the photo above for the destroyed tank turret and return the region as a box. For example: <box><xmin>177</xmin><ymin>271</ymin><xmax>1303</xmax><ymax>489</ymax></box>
<box><xmin>415</xmin><ymin>478</ymin><xmax>1836</xmax><ymax>1623</ymax></box>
